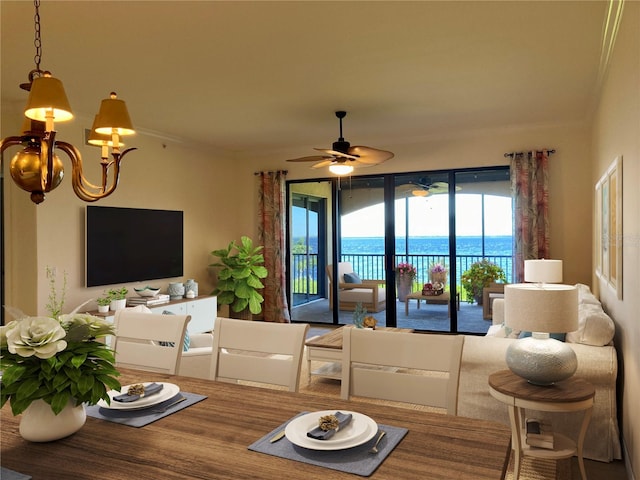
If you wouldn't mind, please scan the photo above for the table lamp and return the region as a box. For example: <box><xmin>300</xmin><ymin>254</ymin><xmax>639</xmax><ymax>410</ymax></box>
<box><xmin>524</xmin><ymin>259</ymin><xmax>563</xmax><ymax>284</ymax></box>
<box><xmin>504</xmin><ymin>280</ymin><xmax>578</xmax><ymax>385</ymax></box>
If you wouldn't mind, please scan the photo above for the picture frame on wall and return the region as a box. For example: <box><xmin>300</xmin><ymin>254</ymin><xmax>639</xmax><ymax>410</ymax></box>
<box><xmin>595</xmin><ymin>156</ymin><xmax>623</xmax><ymax>299</ymax></box>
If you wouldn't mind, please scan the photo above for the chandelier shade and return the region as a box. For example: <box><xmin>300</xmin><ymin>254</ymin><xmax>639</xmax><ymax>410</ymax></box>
<box><xmin>24</xmin><ymin>74</ymin><xmax>74</xmax><ymax>124</ymax></box>
<box><xmin>93</xmin><ymin>93</ymin><xmax>135</xmax><ymax>136</ymax></box>
<box><xmin>88</xmin><ymin>116</ymin><xmax>124</xmax><ymax>148</ymax></box>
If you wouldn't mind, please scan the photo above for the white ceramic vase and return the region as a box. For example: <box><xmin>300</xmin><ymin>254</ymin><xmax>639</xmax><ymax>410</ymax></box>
<box><xmin>110</xmin><ymin>298</ymin><xmax>127</xmax><ymax>311</ymax></box>
<box><xmin>19</xmin><ymin>399</ymin><xmax>86</xmax><ymax>442</ymax></box>
<box><xmin>396</xmin><ymin>276</ymin><xmax>413</xmax><ymax>302</ymax></box>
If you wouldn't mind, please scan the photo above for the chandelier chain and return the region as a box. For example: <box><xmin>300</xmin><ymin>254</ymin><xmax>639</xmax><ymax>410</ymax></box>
<box><xmin>33</xmin><ymin>0</ymin><xmax>42</xmax><ymax>73</ymax></box>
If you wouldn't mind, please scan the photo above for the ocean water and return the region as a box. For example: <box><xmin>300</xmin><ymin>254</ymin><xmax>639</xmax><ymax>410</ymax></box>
<box><xmin>292</xmin><ymin>235</ymin><xmax>513</xmax><ymax>285</ymax></box>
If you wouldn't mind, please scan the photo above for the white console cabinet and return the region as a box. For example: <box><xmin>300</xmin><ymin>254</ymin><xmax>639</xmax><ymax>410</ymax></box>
<box><xmin>91</xmin><ymin>295</ymin><xmax>217</xmax><ymax>334</ymax></box>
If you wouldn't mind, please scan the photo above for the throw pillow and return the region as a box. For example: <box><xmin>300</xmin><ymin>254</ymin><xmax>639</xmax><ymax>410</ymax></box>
<box><xmin>159</xmin><ymin>310</ymin><xmax>190</xmax><ymax>351</ymax></box>
<box><xmin>485</xmin><ymin>323</ymin><xmax>520</xmax><ymax>338</ymax></box>
<box><xmin>566</xmin><ymin>303</ymin><xmax>615</xmax><ymax>346</ymax></box>
<box><xmin>343</xmin><ymin>272</ymin><xmax>362</xmax><ymax>284</ymax></box>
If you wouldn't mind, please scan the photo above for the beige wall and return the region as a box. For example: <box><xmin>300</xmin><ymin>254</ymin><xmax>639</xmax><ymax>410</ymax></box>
<box><xmin>2</xmin><ymin>104</ymin><xmax>259</xmax><ymax>316</ymax></box>
<box><xmin>592</xmin><ymin>2</ymin><xmax>639</xmax><ymax>477</ymax></box>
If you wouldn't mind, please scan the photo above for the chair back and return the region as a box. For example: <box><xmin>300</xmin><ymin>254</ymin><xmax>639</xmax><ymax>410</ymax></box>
<box><xmin>341</xmin><ymin>327</ymin><xmax>464</xmax><ymax>414</ymax></box>
<box><xmin>326</xmin><ymin>262</ymin><xmax>355</xmax><ymax>285</ymax></box>
<box><xmin>209</xmin><ymin>318</ymin><xmax>309</xmax><ymax>392</ymax></box>
<box><xmin>113</xmin><ymin>311</ymin><xmax>191</xmax><ymax>375</ymax></box>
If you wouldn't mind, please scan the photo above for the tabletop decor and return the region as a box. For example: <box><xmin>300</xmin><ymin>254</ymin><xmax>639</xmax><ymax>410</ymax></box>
<box><xmin>429</xmin><ymin>263</ymin><xmax>447</xmax><ymax>283</ymax></box>
<box><xmin>0</xmin><ymin>309</ymin><xmax>121</xmax><ymax>441</ymax></box>
<box><xmin>395</xmin><ymin>262</ymin><xmax>416</xmax><ymax>302</ymax></box>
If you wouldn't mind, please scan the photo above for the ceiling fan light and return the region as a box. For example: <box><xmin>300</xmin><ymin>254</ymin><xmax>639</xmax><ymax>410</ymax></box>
<box><xmin>329</xmin><ymin>164</ymin><xmax>354</xmax><ymax>176</ymax></box>
<box><xmin>412</xmin><ymin>189</ymin><xmax>428</xmax><ymax>197</ymax></box>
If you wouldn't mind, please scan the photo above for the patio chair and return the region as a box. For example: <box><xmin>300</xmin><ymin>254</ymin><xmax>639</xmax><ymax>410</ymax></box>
<box><xmin>209</xmin><ymin>317</ymin><xmax>309</xmax><ymax>392</ymax></box>
<box><xmin>113</xmin><ymin>310</ymin><xmax>191</xmax><ymax>375</ymax></box>
<box><xmin>341</xmin><ymin>327</ymin><xmax>464</xmax><ymax>414</ymax></box>
<box><xmin>326</xmin><ymin>262</ymin><xmax>386</xmax><ymax>312</ymax></box>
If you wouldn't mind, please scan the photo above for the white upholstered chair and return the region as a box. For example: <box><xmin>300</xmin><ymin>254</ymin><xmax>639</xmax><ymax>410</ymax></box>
<box><xmin>209</xmin><ymin>317</ymin><xmax>309</xmax><ymax>392</ymax></box>
<box><xmin>326</xmin><ymin>262</ymin><xmax>386</xmax><ymax>312</ymax></box>
<box><xmin>341</xmin><ymin>327</ymin><xmax>464</xmax><ymax>414</ymax></box>
<box><xmin>113</xmin><ymin>310</ymin><xmax>191</xmax><ymax>375</ymax></box>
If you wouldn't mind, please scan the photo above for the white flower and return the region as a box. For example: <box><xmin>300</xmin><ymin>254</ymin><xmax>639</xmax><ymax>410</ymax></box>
<box><xmin>5</xmin><ymin>316</ymin><xmax>67</xmax><ymax>359</ymax></box>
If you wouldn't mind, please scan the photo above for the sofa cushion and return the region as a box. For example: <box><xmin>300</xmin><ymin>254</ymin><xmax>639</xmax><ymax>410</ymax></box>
<box><xmin>485</xmin><ymin>322</ymin><xmax>520</xmax><ymax>338</ymax></box>
<box><xmin>343</xmin><ymin>272</ymin><xmax>362</xmax><ymax>284</ymax></box>
<box><xmin>576</xmin><ymin>283</ymin><xmax>602</xmax><ymax>306</ymax></box>
<box><xmin>566</xmin><ymin>303</ymin><xmax>615</xmax><ymax>346</ymax></box>
<box><xmin>160</xmin><ymin>310</ymin><xmax>190</xmax><ymax>351</ymax></box>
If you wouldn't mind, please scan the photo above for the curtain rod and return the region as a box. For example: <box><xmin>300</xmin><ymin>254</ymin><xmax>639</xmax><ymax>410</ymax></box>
<box><xmin>504</xmin><ymin>149</ymin><xmax>556</xmax><ymax>159</ymax></box>
<box><xmin>254</xmin><ymin>170</ymin><xmax>288</xmax><ymax>175</ymax></box>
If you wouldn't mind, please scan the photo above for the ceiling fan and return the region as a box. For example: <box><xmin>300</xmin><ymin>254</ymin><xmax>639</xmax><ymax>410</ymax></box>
<box><xmin>402</xmin><ymin>177</ymin><xmax>461</xmax><ymax>197</ymax></box>
<box><xmin>286</xmin><ymin>111</ymin><xmax>394</xmax><ymax>175</ymax></box>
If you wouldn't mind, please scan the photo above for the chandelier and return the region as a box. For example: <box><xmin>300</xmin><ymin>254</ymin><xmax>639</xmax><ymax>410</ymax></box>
<box><xmin>0</xmin><ymin>0</ymin><xmax>136</xmax><ymax>204</ymax></box>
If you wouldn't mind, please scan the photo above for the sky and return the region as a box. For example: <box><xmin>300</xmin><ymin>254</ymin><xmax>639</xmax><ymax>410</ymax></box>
<box><xmin>342</xmin><ymin>194</ymin><xmax>512</xmax><ymax>237</ymax></box>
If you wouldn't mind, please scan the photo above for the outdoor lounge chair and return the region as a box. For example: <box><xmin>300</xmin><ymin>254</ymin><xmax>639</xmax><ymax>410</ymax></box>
<box><xmin>326</xmin><ymin>262</ymin><xmax>386</xmax><ymax>312</ymax></box>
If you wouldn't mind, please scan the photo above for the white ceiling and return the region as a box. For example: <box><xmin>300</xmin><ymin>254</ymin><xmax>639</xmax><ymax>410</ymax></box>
<box><xmin>1</xmin><ymin>1</ymin><xmax>610</xmax><ymax>160</ymax></box>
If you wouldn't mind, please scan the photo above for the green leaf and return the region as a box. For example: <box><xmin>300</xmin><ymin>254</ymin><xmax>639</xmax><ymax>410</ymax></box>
<box><xmin>71</xmin><ymin>353</ymin><xmax>88</xmax><ymax>368</ymax></box>
<box><xmin>51</xmin><ymin>391</ymin><xmax>71</xmax><ymax>414</ymax></box>
<box><xmin>77</xmin><ymin>374</ymin><xmax>95</xmax><ymax>395</ymax></box>
<box><xmin>16</xmin><ymin>377</ymin><xmax>41</xmax><ymax>400</ymax></box>
<box><xmin>0</xmin><ymin>365</ymin><xmax>26</xmax><ymax>386</ymax></box>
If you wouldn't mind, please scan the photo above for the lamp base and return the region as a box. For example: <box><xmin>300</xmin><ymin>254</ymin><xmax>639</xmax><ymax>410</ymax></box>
<box><xmin>505</xmin><ymin>333</ymin><xmax>577</xmax><ymax>385</ymax></box>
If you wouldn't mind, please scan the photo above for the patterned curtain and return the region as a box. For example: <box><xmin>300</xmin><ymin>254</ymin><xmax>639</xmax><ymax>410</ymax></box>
<box><xmin>257</xmin><ymin>171</ymin><xmax>291</xmax><ymax>323</ymax></box>
<box><xmin>511</xmin><ymin>151</ymin><xmax>550</xmax><ymax>282</ymax></box>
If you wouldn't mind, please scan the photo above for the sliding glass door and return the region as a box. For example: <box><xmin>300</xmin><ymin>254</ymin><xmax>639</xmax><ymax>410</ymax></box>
<box><xmin>287</xmin><ymin>166</ymin><xmax>511</xmax><ymax>333</ymax></box>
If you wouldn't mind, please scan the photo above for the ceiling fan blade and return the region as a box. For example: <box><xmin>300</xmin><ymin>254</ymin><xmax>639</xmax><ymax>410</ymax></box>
<box><xmin>313</xmin><ymin>148</ymin><xmax>359</xmax><ymax>161</ymax></box>
<box><xmin>348</xmin><ymin>146</ymin><xmax>394</xmax><ymax>164</ymax></box>
<box><xmin>286</xmin><ymin>155</ymin><xmax>331</xmax><ymax>162</ymax></box>
<box><xmin>311</xmin><ymin>159</ymin><xmax>336</xmax><ymax>169</ymax></box>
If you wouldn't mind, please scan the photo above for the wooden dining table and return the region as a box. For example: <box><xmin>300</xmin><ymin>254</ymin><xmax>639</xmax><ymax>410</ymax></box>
<box><xmin>1</xmin><ymin>368</ymin><xmax>512</xmax><ymax>479</ymax></box>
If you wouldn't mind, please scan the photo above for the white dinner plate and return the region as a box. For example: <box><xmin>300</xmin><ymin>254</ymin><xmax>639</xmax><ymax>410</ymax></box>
<box><xmin>97</xmin><ymin>382</ymin><xmax>180</xmax><ymax>410</ymax></box>
<box><xmin>285</xmin><ymin>411</ymin><xmax>377</xmax><ymax>450</ymax></box>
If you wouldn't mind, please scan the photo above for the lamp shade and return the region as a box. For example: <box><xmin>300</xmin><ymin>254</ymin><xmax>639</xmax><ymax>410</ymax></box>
<box><xmin>93</xmin><ymin>92</ymin><xmax>135</xmax><ymax>136</ymax></box>
<box><xmin>504</xmin><ymin>283</ymin><xmax>578</xmax><ymax>333</ymax></box>
<box><xmin>329</xmin><ymin>164</ymin><xmax>354</xmax><ymax>175</ymax></box>
<box><xmin>24</xmin><ymin>74</ymin><xmax>74</xmax><ymax>123</ymax></box>
<box><xmin>87</xmin><ymin>116</ymin><xmax>124</xmax><ymax>147</ymax></box>
<box><xmin>524</xmin><ymin>259</ymin><xmax>563</xmax><ymax>283</ymax></box>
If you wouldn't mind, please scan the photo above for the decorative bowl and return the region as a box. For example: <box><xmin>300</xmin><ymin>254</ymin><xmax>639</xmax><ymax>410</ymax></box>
<box><xmin>134</xmin><ymin>286</ymin><xmax>161</xmax><ymax>297</ymax></box>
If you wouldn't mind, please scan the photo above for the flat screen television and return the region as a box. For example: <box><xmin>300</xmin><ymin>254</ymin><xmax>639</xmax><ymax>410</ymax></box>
<box><xmin>86</xmin><ymin>206</ymin><xmax>183</xmax><ymax>287</ymax></box>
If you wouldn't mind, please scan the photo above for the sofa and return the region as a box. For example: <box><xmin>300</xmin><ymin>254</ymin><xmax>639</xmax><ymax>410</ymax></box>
<box><xmin>457</xmin><ymin>284</ymin><xmax>620</xmax><ymax>462</ymax></box>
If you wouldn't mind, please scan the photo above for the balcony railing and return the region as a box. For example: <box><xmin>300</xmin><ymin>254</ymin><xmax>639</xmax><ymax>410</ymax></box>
<box><xmin>291</xmin><ymin>253</ymin><xmax>513</xmax><ymax>300</ymax></box>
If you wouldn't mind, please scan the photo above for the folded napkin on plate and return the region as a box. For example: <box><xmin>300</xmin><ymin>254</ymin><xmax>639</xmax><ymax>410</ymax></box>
<box><xmin>113</xmin><ymin>383</ymin><xmax>164</xmax><ymax>403</ymax></box>
<box><xmin>307</xmin><ymin>411</ymin><xmax>353</xmax><ymax>440</ymax></box>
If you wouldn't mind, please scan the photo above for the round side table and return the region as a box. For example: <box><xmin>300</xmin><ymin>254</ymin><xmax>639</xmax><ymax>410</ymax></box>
<box><xmin>488</xmin><ymin>369</ymin><xmax>595</xmax><ymax>480</ymax></box>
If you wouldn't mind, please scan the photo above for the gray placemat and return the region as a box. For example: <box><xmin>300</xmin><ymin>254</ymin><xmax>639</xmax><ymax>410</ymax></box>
<box><xmin>0</xmin><ymin>467</ymin><xmax>32</xmax><ymax>480</ymax></box>
<box><xmin>86</xmin><ymin>392</ymin><xmax>206</xmax><ymax>427</ymax></box>
<box><xmin>248</xmin><ymin>414</ymin><xmax>408</xmax><ymax>477</ymax></box>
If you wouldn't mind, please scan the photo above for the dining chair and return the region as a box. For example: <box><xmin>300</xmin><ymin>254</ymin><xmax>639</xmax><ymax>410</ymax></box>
<box><xmin>209</xmin><ymin>317</ymin><xmax>309</xmax><ymax>392</ymax></box>
<box><xmin>113</xmin><ymin>310</ymin><xmax>191</xmax><ymax>375</ymax></box>
<box><xmin>341</xmin><ymin>327</ymin><xmax>464</xmax><ymax>414</ymax></box>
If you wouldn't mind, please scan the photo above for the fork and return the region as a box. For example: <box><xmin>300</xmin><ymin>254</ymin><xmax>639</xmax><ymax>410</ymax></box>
<box><xmin>369</xmin><ymin>430</ymin><xmax>386</xmax><ymax>454</ymax></box>
<box><xmin>151</xmin><ymin>395</ymin><xmax>186</xmax><ymax>413</ymax></box>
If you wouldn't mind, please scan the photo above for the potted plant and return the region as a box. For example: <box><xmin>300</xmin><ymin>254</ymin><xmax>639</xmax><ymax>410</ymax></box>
<box><xmin>210</xmin><ymin>236</ymin><xmax>268</xmax><ymax>320</ymax></box>
<box><xmin>107</xmin><ymin>287</ymin><xmax>128</xmax><ymax>311</ymax></box>
<box><xmin>461</xmin><ymin>259</ymin><xmax>506</xmax><ymax>304</ymax></box>
<box><xmin>396</xmin><ymin>262</ymin><xmax>417</xmax><ymax>302</ymax></box>
<box><xmin>96</xmin><ymin>295</ymin><xmax>111</xmax><ymax>313</ymax></box>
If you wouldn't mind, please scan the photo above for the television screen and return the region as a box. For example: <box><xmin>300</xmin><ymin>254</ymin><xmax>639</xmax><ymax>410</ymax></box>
<box><xmin>86</xmin><ymin>206</ymin><xmax>183</xmax><ymax>287</ymax></box>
